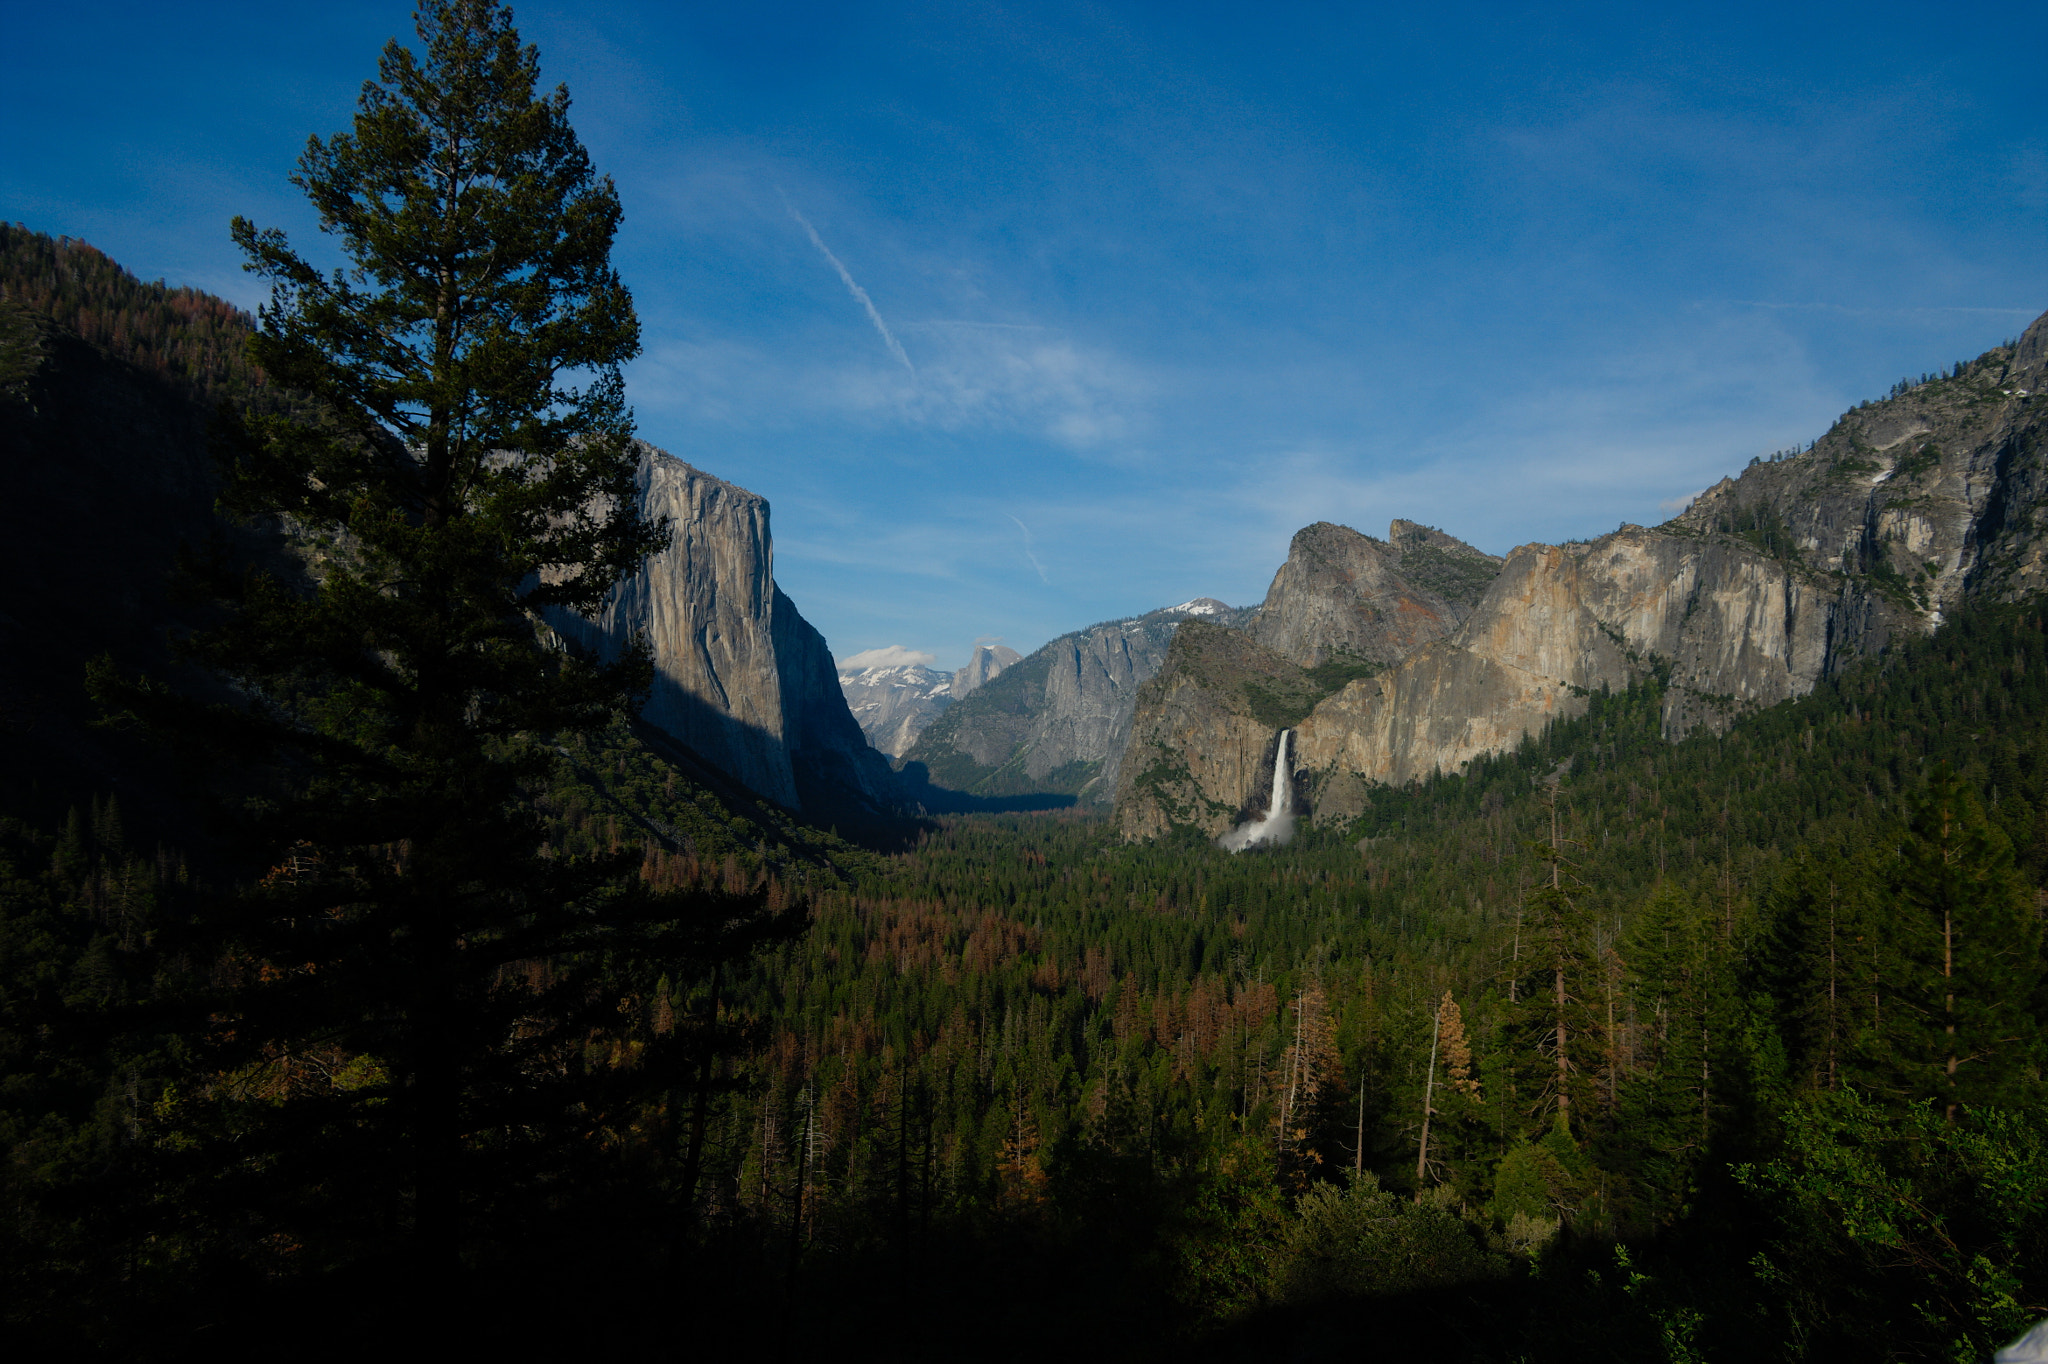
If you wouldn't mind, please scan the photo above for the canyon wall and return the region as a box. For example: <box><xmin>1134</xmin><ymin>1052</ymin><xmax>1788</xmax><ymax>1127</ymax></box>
<box><xmin>1114</xmin><ymin>309</ymin><xmax>2048</xmax><ymax>840</ymax></box>
<box><xmin>552</xmin><ymin>445</ymin><xmax>898</xmax><ymax>816</ymax></box>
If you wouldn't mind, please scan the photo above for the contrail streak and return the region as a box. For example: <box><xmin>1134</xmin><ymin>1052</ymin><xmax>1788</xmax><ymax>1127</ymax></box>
<box><xmin>1006</xmin><ymin>514</ymin><xmax>1050</xmax><ymax>585</ymax></box>
<box><xmin>783</xmin><ymin>196</ymin><xmax>915</xmax><ymax>375</ymax></box>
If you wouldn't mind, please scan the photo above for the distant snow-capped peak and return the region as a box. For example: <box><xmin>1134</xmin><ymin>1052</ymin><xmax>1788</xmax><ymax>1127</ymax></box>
<box><xmin>838</xmin><ymin>661</ymin><xmax>946</xmax><ymax>686</ymax></box>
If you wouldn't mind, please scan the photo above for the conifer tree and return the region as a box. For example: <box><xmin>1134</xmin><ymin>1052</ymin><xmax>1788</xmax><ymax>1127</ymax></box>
<box><xmin>1617</xmin><ymin>879</ymin><xmax>1737</xmax><ymax>1222</ymax></box>
<box><xmin>1888</xmin><ymin>767</ymin><xmax>2041</xmax><ymax>1118</ymax></box>
<box><xmin>1766</xmin><ymin>845</ymin><xmax>1888</xmax><ymax>1095</ymax></box>
<box><xmin>95</xmin><ymin>0</ymin><xmax>792</xmax><ymax>1288</ymax></box>
<box><xmin>1510</xmin><ymin>783</ymin><xmax>1597</xmax><ymax>1136</ymax></box>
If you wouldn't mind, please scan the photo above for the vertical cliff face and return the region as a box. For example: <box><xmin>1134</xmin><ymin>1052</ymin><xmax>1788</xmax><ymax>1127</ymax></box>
<box><xmin>770</xmin><ymin>585</ymin><xmax>904</xmax><ymax>812</ymax></box>
<box><xmin>551</xmin><ymin>445</ymin><xmax>897</xmax><ymax>816</ymax></box>
<box><xmin>1673</xmin><ymin>310</ymin><xmax>2048</xmax><ymax>614</ymax></box>
<box><xmin>1291</xmin><ymin>530</ymin><xmax>1874</xmax><ymax>798</ymax></box>
<box><xmin>1112</xmin><ymin>523</ymin><xmax>1511</xmax><ymax>838</ymax></box>
<box><xmin>1112</xmin><ymin>623</ymin><xmax>1315</xmax><ymax>840</ymax></box>
<box><xmin>1114</xmin><ymin>310</ymin><xmax>2048</xmax><ymax>841</ymax></box>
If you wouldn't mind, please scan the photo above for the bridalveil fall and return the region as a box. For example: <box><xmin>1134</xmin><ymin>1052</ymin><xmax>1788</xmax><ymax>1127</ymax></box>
<box><xmin>1219</xmin><ymin>729</ymin><xmax>1294</xmax><ymax>851</ymax></box>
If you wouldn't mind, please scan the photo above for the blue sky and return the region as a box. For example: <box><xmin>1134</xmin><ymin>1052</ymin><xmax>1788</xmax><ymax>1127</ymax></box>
<box><xmin>5</xmin><ymin>2</ymin><xmax>2044</xmax><ymax>670</ymax></box>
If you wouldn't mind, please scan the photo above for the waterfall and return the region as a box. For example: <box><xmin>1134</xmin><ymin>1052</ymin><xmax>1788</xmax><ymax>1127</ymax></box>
<box><xmin>1219</xmin><ymin>729</ymin><xmax>1295</xmax><ymax>852</ymax></box>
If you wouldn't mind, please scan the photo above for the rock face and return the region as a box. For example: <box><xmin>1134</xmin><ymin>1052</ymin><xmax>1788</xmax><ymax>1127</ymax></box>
<box><xmin>952</xmin><ymin>643</ymin><xmax>1023</xmax><ymax>699</ymax></box>
<box><xmin>0</xmin><ymin>229</ymin><xmax>894</xmax><ymax>831</ymax></box>
<box><xmin>837</xmin><ymin>644</ymin><xmax>1021</xmax><ymax>759</ymax></box>
<box><xmin>903</xmin><ymin>600</ymin><xmax>1252</xmax><ymax>805</ymax></box>
<box><xmin>1113</xmin><ymin>623</ymin><xmax>1315</xmax><ymax>840</ymax></box>
<box><xmin>1291</xmin><ymin>530</ymin><xmax>1855</xmax><ymax>797</ymax></box>
<box><xmin>551</xmin><ymin>445</ymin><xmax>898</xmax><ymax>816</ymax></box>
<box><xmin>1115</xmin><ymin>310</ymin><xmax>2048</xmax><ymax>840</ymax></box>
<box><xmin>1247</xmin><ymin>521</ymin><xmax>1501</xmax><ymax>666</ymax></box>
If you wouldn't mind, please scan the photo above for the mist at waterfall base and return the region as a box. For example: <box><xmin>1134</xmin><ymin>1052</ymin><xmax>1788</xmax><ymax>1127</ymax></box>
<box><xmin>1219</xmin><ymin>731</ymin><xmax>1295</xmax><ymax>852</ymax></box>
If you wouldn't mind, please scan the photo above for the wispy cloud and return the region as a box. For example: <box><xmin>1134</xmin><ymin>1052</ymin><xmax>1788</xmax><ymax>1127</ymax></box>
<box><xmin>633</xmin><ymin>324</ymin><xmax>1150</xmax><ymax>452</ymax></box>
<box><xmin>838</xmin><ymin>644</ymin><xmax>936</xmax><ymax>670</ymax></box>
<box><xmin>782</xmin><ymin>193</ymin><xmax>917</xmax><ymax>375</ymax></box>
<box><xmin>1006</xmin><ymin>513</ymin><xmax>1051</xmax><ymax>584</ymax></box>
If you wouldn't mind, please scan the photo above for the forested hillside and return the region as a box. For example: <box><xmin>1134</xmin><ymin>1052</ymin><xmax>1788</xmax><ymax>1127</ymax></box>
<box><xmin>663</xmin><ymin>591</ymin><xmax>2048</xmax><ymax>1360</ymax></box>
<box><xmin>0</xmin><ymin>223</ymin><xmax>288</xmax><ymax>414</ymax></box>
<box><xmin>12</xmin><ymin>501</ymin><xmax>2048</xmax><ymax>1358</ymax></box>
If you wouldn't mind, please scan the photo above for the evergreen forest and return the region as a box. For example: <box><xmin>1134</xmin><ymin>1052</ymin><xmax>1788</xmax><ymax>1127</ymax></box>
<box><xmin>12</xmin><ymin>525</ymin><xmax>2048</xmax><ymax>1357</ymax></box>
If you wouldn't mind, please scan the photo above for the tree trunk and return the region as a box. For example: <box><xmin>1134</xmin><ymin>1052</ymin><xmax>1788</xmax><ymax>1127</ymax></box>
<box><xmin>1415</xmin><ymin>1000</ymin><xmax>1441</xmax><ymax>1194</ymax></box>
<box><xmin>679</xmin><ymin>962</ymin><xmax>723</xmax><ymax>1225</ymax></box>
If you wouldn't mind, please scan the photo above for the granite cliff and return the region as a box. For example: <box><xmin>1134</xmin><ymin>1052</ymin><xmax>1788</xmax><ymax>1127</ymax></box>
<box><xmin>953</xmin><ymin>643</ymin><xmax>1024</xmax><ymax>698</ymax></box>
<box><xmin>549</xmin><ymin>446</ymin><xmax>899</xmax><ymax>818</ymax></box>
<box><xmin>1115</xmin><ymin>310</ymin><xmax>2048</xmax><ymax>841</ymax></box>
<box><xmin>1247</xmin><ymin>520</ymin><xmax>1501</xmax><ymax>666</ymax></box>
<box><xmin>1113</xmin><ymin>525</ymin><xmax>1500</xmax><ymax>839</ymax></box>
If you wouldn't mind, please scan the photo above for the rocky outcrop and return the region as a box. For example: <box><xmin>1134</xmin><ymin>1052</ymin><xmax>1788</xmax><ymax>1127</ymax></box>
<box><xmin>552</xmin><ymin>445</ymin><xmax>898</xmax><ymax>816</ymax></box>
<box><xmin>1247</xmin><ymin>521</ymin><xmax>1502</xmax><ymax>666</ymax></box>
<box><xmin>1673</xmin><ymin>312</ymin><xmax>2048</xmax><ymax>615</ymax></box>
<box><xmin>903</xmin><ymin>601</ymin><xmax>1252</xmax><ymax>805</ymax></box>
<box><xmin>1115</xmin><ymin>309</ymin><xmax>2048</xmax><ymax>840</ymax></box>
<box><xmin>1112</xmin><ymin>523</ymin><xmax>1511</xmax><ymax>838</ymax></box>
<box><xmin>771</xmin><ymin>586</ymin><xmax>903</xmax><ymax>813</ymax></box>
<box><xmin>1292</xmin><ymin>530</ymin><xmax>1867</xmax><ymax>800</ymax></box>
<box><xmin>1113</xmin><ymin>624</ymin><xmax>1312</xmax><ymax>840</ymax></box>
<box><xmin>0</xmin><ymin>227</ymin><xmax>894</xmax><ymax>833</ymax></box>
<box><xmin>952</xmin><ymin>643</ymin><xmax>1022</xmax><ymax>698</ymax></box>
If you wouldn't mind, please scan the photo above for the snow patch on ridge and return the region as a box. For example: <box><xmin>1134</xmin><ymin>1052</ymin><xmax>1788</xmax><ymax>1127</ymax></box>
<box><xmin>839</xmin><ymin>644</ymin><xmax>937</xmax><ymax>671</ymax></box>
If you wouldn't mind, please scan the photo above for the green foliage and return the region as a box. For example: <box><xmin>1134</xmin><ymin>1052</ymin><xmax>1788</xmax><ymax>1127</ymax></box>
<box><xmin>1887</xmin><ymin>768</ymin><xmax>2042</xmax><ymax>1115</ymax></box>
<box><xmin>1277</xmin><ymin>1175</ymin><xmax>1506</xmax><ymax>1303</ymax></box>
<box><xmin>1243</xmin><ymin>652</ymin><xmax>1381</xmax><ymax>728</ymax></box>
<box><xmin>1387</xmin><ymin>540</ymin><xmax>1501</xmax><ymax>606</ymax></box>
<box><xmin>1491</xmin><ymin>1130</ymin><xmax>1585</xmax><ymax>1225</ymax></box>
<box><xmin>632</xmin><ymin>590</ymin><xmax>2048</xmax><ymax>1354</ymax></box>
<box><xmin>1241</xmin><ymin>673</ymin><xmax>1329</xmax><ymax>728</ymax></box>
<box><xmin>1738</xmin><ymin>1089</ymin><xmax>2048</xmax><ymax>1362</ymax></box>
<box><xmin>0</xmin><ymin>806</ymin><xmax>189</xmax><ymax>1343</ymax></box>
<box><xmin>1170</xmin><ymin>1139</ymin><xmax>1288</xmax><ymax>1319</ymax></box>
<box><xmin>1707</xmin><ymin>499</ymin><xmax>1807</xmax><ymax>569</ymax></box>
<box><xmin>10</xmin><ymin>169</ymin><xmax>2048</xmax><ymax>1350</ymax></box>
<box><xmin>1893</xmin><ymin>442</ymin><xmax>1943</xmax><ymax>483</ymax></box>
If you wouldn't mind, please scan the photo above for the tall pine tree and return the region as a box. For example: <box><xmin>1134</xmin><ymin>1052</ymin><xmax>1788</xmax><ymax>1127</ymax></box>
<box><xmin>96</xmin><ymin>0</ymin><xmax>792</xmax><ymax>1291</ymax></box>
<box><xmin>1888</xmin><ymin>767</ymin><xmax>2041</xmax><ymax>1118</ymax></box>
